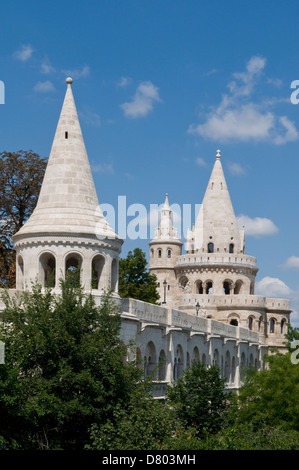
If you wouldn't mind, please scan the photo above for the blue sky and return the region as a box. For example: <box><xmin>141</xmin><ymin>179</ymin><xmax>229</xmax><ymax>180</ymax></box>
<box><xmin>1</xmin><ymin>0</ymin><xmax>299</xmax><ymax>325</ymax></box>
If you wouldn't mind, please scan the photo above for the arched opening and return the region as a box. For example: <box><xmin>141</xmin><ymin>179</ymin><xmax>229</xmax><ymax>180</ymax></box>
<box><xmin>248</xmin><ymin>316</ymin><xmax>254</xmax><ymax>330</ymax></box>
<box><xmin>17</xmin><ymin>255</ymin><xmax>24</xmax><ymax>289</ymax></box>
<box><xmin>65</xmin><ymin>253</ymin><xmax>82</xmax><ymax>286</ymax></box>
<box><xmin>201</xmin><ymin>353</ymin><xmax>207</xmax><ymax>368</ymax></box>
<box><xmin>145</xmin><ymin>341</ymin><xmax>157</xmax><ymax>378</ymax></box>
<box><xmin>196</xmin><ymin>280</ymin><xmax>203</xmax><ymax>294</ymax></box>
<box><xmin>205</xmin><ymin>281</ymin><xmax>213</xmax><ymax>295</ymax></box>
<box><xmin>269</xmin><ymin>318</ymin><xmax>275</xmax><ymax>333</ymax></box>
<box><xmin>213</xmin><ymin>348</ymin><xmax>220</xmax><ymax>367</ymax></box>
<box><xmin>230</xmin><ymin>319</ymin><xmax>239</xmax><ymax>326</ymax></box>
<box><xmin>158</xmin><ymin>249</ymin><xmax>162</xmax><ymax>258</ymax></box>
<box><xmin>208</xmin><ymin>242</ymin><xmax>214</xmax><ymax>253</ymax></box>
<box><xmin>234</xmin><ymin>280</ymin><xmax>242</xmax><ymax>294</ymax></box>
<box><xmin>193</xmin><ymin>347</ymin><xmax>199</xmax><ymax>363</ymax></box>
<box><xmin>180</xmin><ymin>276</ymin><xmax>189</xmax><ymax>290</ymax></box>
<box><xmin>175</xmin><ymin>345</ymin><xmax>184</xmax><ymax>380</ymax></box>
<box><xmin>223</xmin><ymin>281</ymin><xmax>231</xmax><ymax>295</ymax></box>
<box><xmin>167</xmin><ymin>249</ymin><xmax>171</xmax><ymax>258</ymax></box>
<box><xmin>258</xmin><ymin>316</ymin><xmax>263</xmax><ymax>332</ymax></box>
<box><xmin>158</xmin><ymin>349</ymin><xmax>166</xmax><ymax>381</ymax></box>
<box><xmin>91</xmin><ymin>254</ymin><xmax>105</xmax><ymax>290</ymax></box>
<box><xmin>150</xmin><ymin>248</ymin><xmax>154</xmax><ymax>258</ymax></box>
<box><xmin>229</xmin><ymin>243</ymin><xmax>234</xmax><ymax>254</ymax></box>
<box><xmin>111</xmin><ymin>258</ymin><xmax>118</xmax><ymax>291</ymax></box>
<box><xmin>225</xmin><ymin>351</ymin><xmax>231</xmax><ymax>382</ymax></box>
<box><xmin>39</xmin><ymin>252</ymin><xmax>56</xmax><ymax>288</ymax></box>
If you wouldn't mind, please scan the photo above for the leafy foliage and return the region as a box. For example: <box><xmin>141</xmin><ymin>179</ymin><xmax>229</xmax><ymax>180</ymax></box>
<box><xmin>166</xmin><ymin>360</ymin><xmax>231</xmax><ymax>436</ymax></box>
<box><xmin>119</xmin><ymin>248</ymin><xmax>160</xmax><ymax>304</ymax></box>
<box><xmin>0</xmin><ymin>278</ymin><xmax>141</xmax><ymax>449</ymax></box>
<box><xmin>0</xmin><ymin>151</ymin><xmax>46</xmax><ymax>287</ymax></box>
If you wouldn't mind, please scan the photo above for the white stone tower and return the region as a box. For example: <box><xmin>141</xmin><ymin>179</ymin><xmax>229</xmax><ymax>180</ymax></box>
<box><xmin>13</xmin><ymin>78</ymin><xmax>122</xmax><ymax>295</ymax></box>
<box><xmin>149</xmin><ymin>194</ymin><xmax>182</xmax><ymax>305</ymax></box>
<box><xmin>150</xmin><ymin>150</ymin><xmax>291</xmax><ymax>351</ymax></box>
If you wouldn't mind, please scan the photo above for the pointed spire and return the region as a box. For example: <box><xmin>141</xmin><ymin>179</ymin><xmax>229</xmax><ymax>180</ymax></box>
<box><xmin>193</xmin><ymin>150</ymin><xmax>244</xmax><ymax>253</ymax></box>
<box><xmin>153</xmin><ymin>194</ymin><xmax>181</xmax><ymax>242</ymax></box>
<box><xmin>14</xmin><ymin>78</ymin><xmax>118</xmax><ymax>240</ymax></box>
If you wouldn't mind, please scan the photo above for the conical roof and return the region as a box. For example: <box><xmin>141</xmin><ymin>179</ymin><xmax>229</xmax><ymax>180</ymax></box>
<box><xmin>152</xmin><ymin>193</ymin><xmax>182</xmax><ymax>243</ymax></box>
<box><xmin>193</xmin><ymin>150</ymin><xmax>244</xmax><ymax>253</ymax></box>
<box><xmin>14</xmin><ymin>78</ymin><xmax>118</xmax><ymax>241</ymax></box>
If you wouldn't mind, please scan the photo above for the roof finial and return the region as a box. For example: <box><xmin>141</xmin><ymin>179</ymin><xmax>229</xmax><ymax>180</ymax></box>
<box><xmin>66</xmin><ymin>77</ymin><xmax>73</xmax><ymax>85</ymax></box>
<box><xmin>216</xmin><ymin>149</ymin><xmax>221</xmax><ymax>159</ymax></box>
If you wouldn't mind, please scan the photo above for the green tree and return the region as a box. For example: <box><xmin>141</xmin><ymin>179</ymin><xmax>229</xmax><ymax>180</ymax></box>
<box><xmin>166</xmin><ymin>360</ymin><xmax>231</xmax><ymax>437</ymax></box>
<box><xmin>119</xmin><ymin>248</ymin><xmax>160</xmax><ymax>304</ymax></box>
<box><xmin>236</xmin><ymin>351</ymin><xmax>299</xmax><ymax>432</ymax></box>
<box><xmin>0</xmin><ymin>278</ymin><xmax>142</xmax><ymax>450</ymax></box>
<box><xmin>0</xmin><ymin>151</ymin><xmax>47</xmax><ymax>287</ymax></box>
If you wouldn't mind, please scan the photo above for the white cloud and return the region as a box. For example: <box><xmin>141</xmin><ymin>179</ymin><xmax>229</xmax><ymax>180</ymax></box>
<box><xmin>255</xmin><ymin>276</ymin><xmax>293</xmax><ymax>298</ymax></box>
<box><xmin>237</xmin><ymin>214</ymin><xmax>278</xmax><ymax>237</ymax></box>
<box><xmin>117</xmin><ymin>76</ymin><xmax>131</xmax><ymax>87</ymax></box>
<box><xmin>120</xmin><ymin>81</ymin><xmax>161</xmax><ymax>118</ymax></box>
<box><xmin>281</xmin><ymin>256</ymin><xmax>299</xmax><ymax>270</ymax></box>
<box><xmin>41</xmin><ymin>60</ymin><xmax>55</xmax><ymax>75</ymax></box>
<box><xmin>34</xmin><ymin>80</ymin><xmax>55</xmax><ymax>93</ymax></box>
<box><xmin>228</xmin><ymin>162</ymin><xmax>246</xmax><ymax>175</ymax></box>
<box><xmin>14</xmin><ymin>44</ymin><xmax>33</xmax><ymax>62</ymax></box>
<box><xmin>62</xmin><ymin>65</ymin><xmax>90</xmax><ymax>79</ymax></box>
<box><xmin>188</xmin><ymin>55</ymin><xmax>299</xmax><ymax>145</ymax></box>
<box><xmin>196</xmin><ymin>157</ymin><xmax>206</xmax><ymax>167</ymax></box>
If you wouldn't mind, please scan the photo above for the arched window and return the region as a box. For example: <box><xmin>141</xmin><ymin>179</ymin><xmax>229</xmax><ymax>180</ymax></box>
<box><xmin>158</xmin><ymin>349</ymin><xmax>166</xmax><ymax>381</ymax></box>
<box><xmin>145</xmin><ymin>341</ymin><xmax>157</xmax><ymax>378</ymax></box>
<box><xmin>230</xmin><ymin>319</ymin><xmax>238</xmax><ymax>326</ymax></box>
<box><xmin>248</xmin><ymin>316</ymin><xmax>253</xmax><ymax>330</ymax></box>
<box><xmin>167</xmin><ymin>249</ymin><xmax>171</xmax><ymax>258</ymax></box>
<box><xmin>213</xmin><ymin>349</ymin><xmax>219</xmax><ymax>367</ymax></box>
<box><xmin>91</xmin><ymin>254</ymin><xmax>105</xmax><ymax>290</ymax></box>
<box><xmin>225</xmin><ymin>351</ymin><xmax>231</xmax><ymax>382</ymax></box>
<box><xmin>223</xmin><ymin>281</ymin><xmax>231</xmax><ymax>295</ymax></box>
<box><xmin>231</xmin><ymin>357</ymin><xmax>236</xmax><ymax>384</ymax></box>
<box><xmin>201</xmin><ymin>354</ymin><xmax>207</xmax><ymax>368</ymax></box>
<box><xmin>158</xmin><ymin>249</ymin><xmax>162</xmax><ymax>258</ymax></box>
<box><xmin>205</xmin><ymin>281</ymin><xmax>213</xmax><ymax>294</ymax></box>
<box><xmin>234</xmin><ymin>280</ymin><xmax>242</xmax><ymax>294</ymax></box>
<box><xmin>196</xmin><ymin>280</ymin><xmax>203</xmax><ymax>294</ymax></box>
<box><xmin>150</xmin><ymin>248</ymin><xmax>154</xmax><ymax>258</ymax></box>
<box><xmin>176</xmin><ymin>345</ymin><xmax>184</xmax><ymax>380</ymax></box>
<box><xmin>269</xmin><ymin>318</ymin><xmax>275</xmax><ymax>333</ymax></box>
<box><xmin>39</xmin><ymin>252</ymin><xmax>56</xmax><ymax>288</ymax></box>
<box><xmin>65</xmin><ymin>253</ymin><xmax>82</xmax><ymax>286</ymax></box>
<box><xmin>208</xmin><ymin>242</ymin><xmax>214</xmax><ymax>253</ymax></box>
<box><xmin>229</xmin><ymin>243</ymin><xmax>234</xmax><ymax>254</ymax></box>
<box><xmin>258</xmin><ymin>316</ymin><xmax>263</xmax><ymax>332</ymax></box>
<box><xmin>193</xmin><ymin>347</ymin><xmax>199</xmax><ymax>363</ymax></box>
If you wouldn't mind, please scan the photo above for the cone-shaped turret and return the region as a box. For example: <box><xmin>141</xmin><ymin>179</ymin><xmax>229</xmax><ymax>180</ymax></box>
<box><xmin>13</xmin><ymin>78</ymin><xmax>117</xmax><ymax>240</ymax></box>
<box><xmin>153</xmin><ymin>193</ymin><xmax>181</xmax><ymax>241</ymax></box>
<box><xmin>192</xmin><ymin>150</ymin><xmax>245</xmax><ymax>254</ymax></box>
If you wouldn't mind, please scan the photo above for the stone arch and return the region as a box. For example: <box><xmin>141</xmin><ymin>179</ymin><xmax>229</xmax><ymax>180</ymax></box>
<box><xmin>145</xmin><ymin>341</ymin><xmax>157</xmax><ymax>378</ymax></box>
<box><xmin>193</xmin><ymin>346</ymin><xmax>199</xmax><ymax>363</ymax></box>
<box><xmin>208</xmin><ymin>242</ymin><xmax>214</xmax><ymax>253</ymax></box>
<box><xmin>179</xmin><ymin>275</ymin><xmax>189</xmax><ymax>290</ymax></box>
<box><xmin>249</xmin><ymin>353</ymin><xmax>254</xmax><ymax>368</ymax></box>
<box><xmin>65</xmin><ymin>252</ymin><xmax>83</xmax><ymax>286</ymax></box>
<box><xmin>269</xmin><ymin>317</ymin><xmax>276</xmax><ymax>334</ymax></box>
<box><xmin>201</xmin><ymin>353</ymin><xmax>207</xmax><ymax>368</ymax></box>
<box><xmin>195</xmin><ymin>279</ymin><xmax>204</xmax><ymax>294</ymax></box>
<box><xmin>39</xmin><ymin>251</ymin><xmax>56</xmax><ymax>288</ymax></box>
<box><xmin>248</xmin><ymin>315</ymin><xmax>254</xmax><ymax>330</ymax></box>
<box><xmin>234</xmin><ymin>280</ymin><xmax>243</xmax><ymax>294</ymax></box>
<box><xmin>91</xmin><ymin>254</ymin><xmax>106</xmax><ymax>290</ymax></box>
<box><xmin>204</xmin><ymin>280</ymin><xmax>213</xmax><ymax>294</ymax></box>
<box><xmin>228</xmin><ymin>312</ymin><xmax>240</xmax><ymax>326</ymax></box>
<box><xmin>167</xmin><ymin>248</ymin><xmax>172</xmax><ymax>258</ymax></box>
<box><xmin>213</xmin><ymin>348</ymin><xmax>220</xmax><ymax>367</ymax></box>
<box><xmin>174</xmin><ymin>344</ymin><xmax>184</xmax><ymax>381</ymax></box>
<box><xmin>225</xmin><ymin>350</ymin><xmax>231</xmax><ymax>382</ymax></box>
<box><xmin>158</xmin><ymin>349</ymin><xmax>166</xmax><ymax>381</ymax></box>
<box><xmin>223</xmin><ymin>279</ymin><xmax>233</xmax><ymax>295</ymax></box>
<box><xmin>111</xmin><ymin>258</ymin><xmax>118</xmax><ymax>291</ymax></box>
